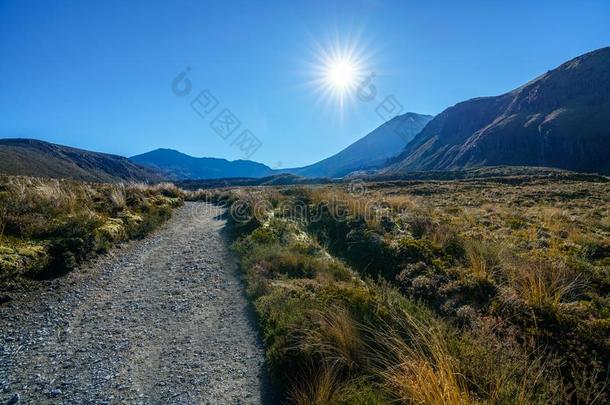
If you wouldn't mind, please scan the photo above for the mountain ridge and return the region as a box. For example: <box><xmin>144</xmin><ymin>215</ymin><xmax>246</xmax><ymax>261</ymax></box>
<box><xmin>130</xmin><ymin>148</ymin><xmax>274</xmax><ymax>179</ymax></box>
<box><xmin>285</xmin><ymin>112</ymin><xmax>433</xmax><ymax>178</ymax></box>
<box><xmin>130</xmin><ymin>112</ymin><xmax>433</xmax><ymax>180</ymax></box>
<box><xmin>0</xmin><ymin>138</ymin><xmax>164</xmax><ymax>182</ymax></box>
<box><xmin>383</xmin><ymin>46</ymin><xmax>610</xmax><ymax>175</ymax></box>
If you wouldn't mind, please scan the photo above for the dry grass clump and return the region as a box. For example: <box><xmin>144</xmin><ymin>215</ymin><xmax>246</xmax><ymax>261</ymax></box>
<box><xmin>502</xmin><ymin>255</ymin><xmax>583</xmax><ymax>311</ymax></box>
<box><xmin>464</xmin><ymin>239</ymin><xmax>500</xmax><ymax>281</ymax></box>
<box><xmin>296</xmin><ymin>306</ymin><xmax>363</xmax><ymax>372</ymax></box>
<box><xmin>382</xmin><ymin>194</ymin><xmax>421</xmax><ymax>214</ymax></box>
<box><xmin>106</xmin><ymin>184</ymin><xmax>127</xmax><ymax>211</ymax></box>
<box><xmin>288</xmin><ymin>364</ymin><xmax>344</xmax><ymax>405</ymax></box>
<box><xmin>368</xmin><ymin>310</ymin><xmax>474</xmax><ymax>405</ymax></box>
<box><xmin>287</xmin><ymin>306</ymin><xmax>368</xmax><ymax>404</ymax></box>
<box><xmin>147</xmin><ymin>182</ymin><xmax>183</xmax><ymax>196</ymax></box>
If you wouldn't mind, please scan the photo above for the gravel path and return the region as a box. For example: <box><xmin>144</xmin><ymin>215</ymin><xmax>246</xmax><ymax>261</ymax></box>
<box><xmin>0</xmin><ymin>202</ymin><xmax>276</xmax><ymax>404</ymax></box>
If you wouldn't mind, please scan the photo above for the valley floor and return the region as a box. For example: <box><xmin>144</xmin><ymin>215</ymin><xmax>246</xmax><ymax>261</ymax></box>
<box><xmin>0</xmin><ymin>202</ymin><xmax>275</xmax><ymax>404</ymax></box>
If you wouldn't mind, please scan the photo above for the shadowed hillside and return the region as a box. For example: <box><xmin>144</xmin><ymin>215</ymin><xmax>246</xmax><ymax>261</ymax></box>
<box><xmin>384</xmin><ymin>47</ymin><xmax>610</xmax><ymax>175</ymax></box>
<box><xmin>0</xmin><ymin>139</ymin><xmax>164</xmax><ymax>182</ymax></box>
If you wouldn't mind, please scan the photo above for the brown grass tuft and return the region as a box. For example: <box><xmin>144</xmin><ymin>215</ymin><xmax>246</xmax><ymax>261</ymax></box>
<box><xmin>298</xmin><ymin>306</ymin><xmax>363</xmax><ymax>372</ymax></box>
<box><xmin>368</xmin><ymin>310</ymin><xmax>475</xmax><ymax>404</ymax></box>
<box><xmin>288</xmin><ymin>364</ymin><xmax>343</xmax><ymax>405</ymax></box>
<box><xmin>503</xmin><ymin>255</ymin><xmax>583</xmax><ymax>311</ymax></box>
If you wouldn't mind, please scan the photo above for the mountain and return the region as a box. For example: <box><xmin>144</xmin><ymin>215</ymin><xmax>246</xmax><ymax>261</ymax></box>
<box><xmin>384</xmin><ymin>46</ymin><xmax>610</xmax><ymax>175</ymax></box>
<box><xmin>130</xmin><ymin>148</ymin><xmax>274</xmax><ymax>180</ymax></box>
<box><xmin>131</xmin><ymin>113</ymin><xmax>431</xmax><ymax>181</ymax></box>
<box><xmin>0</xmin><ymin>138</ymin><xmax>164</xmax><ymax>182</ymax></box>
<box><xmin>287</xmin><ymin>113</ymin><xmax>433</xmax><ymax>178</ymax></box>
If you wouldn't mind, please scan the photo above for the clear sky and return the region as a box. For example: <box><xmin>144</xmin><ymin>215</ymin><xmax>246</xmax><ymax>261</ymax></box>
<box><xmin>1</xmin><ymin>1</ymin><xmax>609</xmax><ymax>167</ymax></box>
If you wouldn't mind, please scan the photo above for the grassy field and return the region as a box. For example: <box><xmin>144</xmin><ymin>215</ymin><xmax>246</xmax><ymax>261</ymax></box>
<box><xmin>0</xmin><ymin>175</ymin><xmax>184</xmax><ymax>295</ymax></box>
<box><xmin>200</xmin><ymin>175</ymin><xmax>610</xmax><ymax>404</ymax></box>
<box><xmin>2</xmin><ymin>173</ymin><xmax>608</xmax><ymax>403</ymax></box>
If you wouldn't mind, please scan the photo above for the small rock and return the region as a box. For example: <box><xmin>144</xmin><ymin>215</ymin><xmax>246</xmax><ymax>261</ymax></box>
<box><xmin>49</xmin><ymin>388</ymin><xmax>62</xmax><ymax>397</ymax></box>
<box><xmin>7</xmin><ymin>393</ymin><xmax>19</xmax><ymax>404</ymax></box>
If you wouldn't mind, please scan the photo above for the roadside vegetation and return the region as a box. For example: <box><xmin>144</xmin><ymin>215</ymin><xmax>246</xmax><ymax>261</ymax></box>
<box><xmin>0</xmin><ymin>175</ymin><xmax>183</xmax><ymax>296</ymax></box>
<box><xmin>198</xmin><ymin>176</ymin><xmax>610</xmax><ymax>404</ymax></box>
<box><xmin>2</xmin><ymin>172</ymin><xmax>608</xmax><ymax>403</ymax></box>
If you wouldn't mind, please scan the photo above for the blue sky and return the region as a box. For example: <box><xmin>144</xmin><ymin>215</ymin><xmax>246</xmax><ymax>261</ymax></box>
<box><xmin>1</xmin><ymin>1</ymin><xmax>609</xmax><ymax>167</ymax></box>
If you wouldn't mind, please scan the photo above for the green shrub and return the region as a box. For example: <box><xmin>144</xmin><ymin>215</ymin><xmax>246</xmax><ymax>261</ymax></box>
<box><xmin>250</xmin><ymin>227</ymin><xmax>279</xmax><ymax>245</ymax></box>
<box><xmin>0</xmin><ymin>242</ymin><xmax>49</xmax><ymax>281</ymax></box>
<box><xmin>396</xmin><ymin>236</ymin><xmax>433</xmax><ymax>263</ymax></box>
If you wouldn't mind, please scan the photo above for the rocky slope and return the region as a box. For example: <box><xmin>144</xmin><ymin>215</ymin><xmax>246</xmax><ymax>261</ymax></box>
<box><xmin>384</xmin><ymin>46</ymin><xmax>610</xmax><ymax>175</ymax></box>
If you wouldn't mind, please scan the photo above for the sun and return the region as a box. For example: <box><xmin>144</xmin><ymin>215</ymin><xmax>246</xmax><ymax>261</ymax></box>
<box><xmin>303</xmin><ymin>34</ymin><xmax>372</xmax><ymax>113</ymax></box>
<box><xmin>306</xmin><ymin>40</ymin><xmax>369</xmax><ymax>113</ymax></box>
<box><xmin>325</xmin><ymin>58</ymin><xmax>357</xmax><ymax>91</ymax></box>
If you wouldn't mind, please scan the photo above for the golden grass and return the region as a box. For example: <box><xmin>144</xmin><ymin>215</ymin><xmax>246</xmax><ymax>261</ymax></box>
<box><xmin>368</xmin><ymin>310</ymin><xmax>474</xmax><ymax>405</ymax></box>
<box><xmin>503</xmin><ymin>256</ymin><xmax>583</xmax><ymax>310</ymax></box>
<box><xmin>382</xmin><ymin>194</ymin><xmax>421</xmax><ymax>214</ymax></box>
<box><xmin>297</xmin><ymin>306</ymin><xmax>363</xmax><ymax>372</ymax></box>
<box><xmin>107</xmin><ymin>184</ymin><xmax>127</xmax><ymax>210</ymax></box>
<box><xmin>464</xmin><ymin>239</ymin><xmax>499</xmax><ymax>281</ymax></box>
<box><xmin>11</xmin><ymin>177</ymin><xmax>91</xmax><ymax>214</ymax></box>
<box><xmin>1</xmin><ymin>175</ymin><xmax>184</xmax><ymax>286</ymax></box>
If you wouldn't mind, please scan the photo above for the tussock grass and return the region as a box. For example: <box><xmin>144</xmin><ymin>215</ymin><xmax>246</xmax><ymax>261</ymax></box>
<box><xmin>464</xmin><ymin>239</ymin><xmax>499</xmax><ymax>281</ymax></box>
<box><xmin>288</xmin><ymin>363</ymin><xmax>343</xmax><ymax>405</ymax></box>
<box><xmin>368</xmin><ymin>310</ymin><xmax>474</xmax><ymax>404</ymax></box>
<box><xmin>296</xmin><ymin>306</ymin><xmax>363</xmax><ymax>372</ymax></box>
<box><xmin>503</xmin><ymin>255</ymin><xmax>584</xmax><ymax>311</ymax></box>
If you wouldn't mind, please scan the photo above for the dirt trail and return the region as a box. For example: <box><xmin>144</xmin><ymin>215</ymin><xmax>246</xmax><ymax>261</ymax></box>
<box><xmin>0</xmin><ymin>202</ymin><xmax>275</xmax><ymax>404</ymax></box>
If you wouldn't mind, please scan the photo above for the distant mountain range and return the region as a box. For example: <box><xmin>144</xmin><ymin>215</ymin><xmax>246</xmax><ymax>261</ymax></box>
<box><xmin>0</xmin><ymin>139</ymin><xmax>162</xmax><ymax>182</ymax></box>
<box><xmin>2</xmin><ymin>47</ymin><xmax>608</xmax><ymax>182</ymax></box>
<box><xmin>283</xmin><ymin>113</ymin><xmax>432</xmax><ymax>178</ymax></box>
<box><xmin>130</xmin><ymin>148</ymin><xmax>274</xmax><ymax>180</ymax></box>
<box><xmin>129</xmin><ymin>112</ymin><xmax>431</xmax><ymax>180</ymax></box>
<box><xmin>384</xmin><ymin>46</ymin><xmax>610</xmax><ymax>175</ymax></box>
